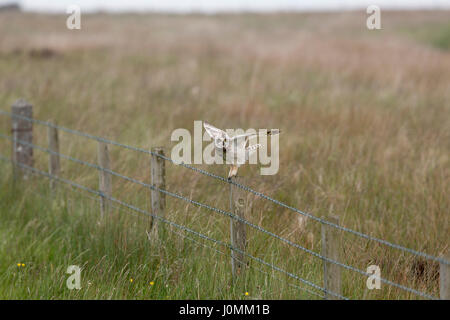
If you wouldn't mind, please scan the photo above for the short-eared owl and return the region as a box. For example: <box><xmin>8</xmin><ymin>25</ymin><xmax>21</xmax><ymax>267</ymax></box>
<box><xmin>203</xmin><ymin>122</ymin><xmax>280</xmax><ymax>180</ymax></box>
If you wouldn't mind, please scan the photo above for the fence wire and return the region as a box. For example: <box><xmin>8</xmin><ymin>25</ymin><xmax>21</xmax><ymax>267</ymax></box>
<box><xmin>0</xmin><ymin>155</ymin><xmax>346</xmax><ymax>300</ymax></box>
<box><xmin>0</xmin><ymin>133</ymin><xmax>440</xmax><ymax>299</ymax></box>
<box><xmin>0</xmin><ymin>109</ymin><xmax>447</xmax><ymax>300</ymax></box>
<box><xmin>22</xmin><ymin>180</ymin><xmax>326</xmax><ymax>299</ymax></box>
<box><xmin>0</xmin><ymin>109</ymin><xmax>447</xmax><ymax>268</ymax></box>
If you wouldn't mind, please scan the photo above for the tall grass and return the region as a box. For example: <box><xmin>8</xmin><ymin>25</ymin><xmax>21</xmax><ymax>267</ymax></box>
<box><xmin>0</xmin><ymin>11</ymin><xmax>448</xmax><ymax>299</ymax></box>
<box><xmin>0</xmin><ymin>162</ymin><xmax>326</xmax><ymax>299</ymax></box>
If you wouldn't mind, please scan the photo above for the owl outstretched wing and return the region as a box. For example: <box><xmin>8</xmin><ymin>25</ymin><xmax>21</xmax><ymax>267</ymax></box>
<box><xmin>232</xmin><ymin>129</ymin><xmax>281</xmax><ymax>142</ymax></box>
<box><xmin>231</xmin><ymin>129</ymin><xmax>280</xmax><ymax>154</ymax></box>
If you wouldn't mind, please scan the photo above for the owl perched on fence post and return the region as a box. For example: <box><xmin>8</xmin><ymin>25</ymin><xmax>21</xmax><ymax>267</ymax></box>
<box><xmin>203</xmin><ymin>122</ymin><xmax>280</xmax><ymax>180</ymax></box>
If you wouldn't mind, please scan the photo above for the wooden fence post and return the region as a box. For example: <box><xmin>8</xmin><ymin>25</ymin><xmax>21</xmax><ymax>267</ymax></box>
<box><xmin>47</xmin><ymin>124</ymin><xmax>60</xmax><ymax>190</ymax></box>
<box><xmin>321</xmin><ymin>215</ymin><xmax>341</xmax><ymax>300</ymax></box>
<box><xmin>97</xmin><ymin>142</ymin><xmax>112</xmax><ymax>218</ymax></box>
<box><xmin>440</xmin><ymin>253</ymin><xmax>450</xmax><ymax>300</ymax></box>
<box><xmin>11</xmin><ymin>99</ymin><xmax>33</xmax><ymax>179</ymax></box>
<box><xmin>150</xmin><ymin>147</ymin><xmax>166</xmax><ymax>237</ymax></box>
<box><xmin>230</xmin><ymin>177</ymin><xmax>247</xmax><ymax>279</ymax></box>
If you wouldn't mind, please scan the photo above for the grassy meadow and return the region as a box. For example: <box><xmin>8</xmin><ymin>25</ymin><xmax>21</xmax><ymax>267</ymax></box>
<box><xmin>0</xmin><ymin>10</ymin><xmax>449</xmax><ymax>299</ymax></box>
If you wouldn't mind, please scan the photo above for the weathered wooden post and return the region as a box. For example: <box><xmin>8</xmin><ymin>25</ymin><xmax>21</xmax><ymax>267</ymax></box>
<box><xmin>440</xmin><ymin>253</ymin><xmax>450</xmax><ymax>300</ymax></box>
<box><xmin>321</xmin><ymin>215</ymin><xmax>341</xmax><ymax>300</ymax></box>
<box><xmin>97</xmin><ymin>142</ymin><xmax>112</xmax><ymax>218</ymax></box>
<box><xmin>47</xmin><ymin>123</ymin><xmax>60</xmax><ymax>190</ymax></box>
<box><xmin>11</xmin><ymin>99</ymin><xmax>33</xmax><ymax>179</ymax></box>
<box><xmin>150</xmin><ymin>147</ymin><xmax>166</xmax><ymax>237</ymax></box>
<box><xmin>230</xmin><ymin>177</ymin><xmax>247</xmax><ymax>279</ymax></box>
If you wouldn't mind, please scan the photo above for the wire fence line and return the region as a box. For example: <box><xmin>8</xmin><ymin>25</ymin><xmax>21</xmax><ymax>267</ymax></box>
<box><xmin>0</xmin><ymin>109</ymin><xmax>447</xmax><ymax>268</ymax></box>
<box><xmin>0</xmin><ymin>132</ymin><xmax>440</xmax><ymax>300</ymax></box>
<box><xmin>0</xmin><ymin>155</ymin><xmax>347</xmax><ymax>300</ymax></box>
<box><xmin>19</xmin><ymin>177</ymin><xmax>327</xmax><ymax>299</ymax></box>
<box><xmin>76</xmin><ymin>186</ymin><xmax>327</xmax><ymax>299</ymax></box>
<box><xmin>0</xmin><ymin>106</ymin><xmax>448</xmax><ymax>300</ymax></box>
<box><xmin>149</xmin><ymin>215</ymin><xmax>327</xmax><ymax>299</ymax></box>
<box><xmin>167</xmin><ymin>229</ymin><xmax>327</xmax><ymax>300</ymax></box>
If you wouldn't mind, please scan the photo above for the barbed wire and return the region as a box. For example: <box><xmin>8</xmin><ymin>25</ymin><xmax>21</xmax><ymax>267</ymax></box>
<box><xmin>1</xmin><ymin>109</ymin><xmax>447</xmax><ymax>268</ymax></box>
<box><xmin>0</xmin><ymin>154</ymin><xmax>348</xmax><ymax>300</ymax></box>
<box><xmin>71</xmin><ymin>190</ymin><xmax>326</xmax><ymax>299</ymax></box>
<box><xmin>0</xmin><ymin>133</ymin><xmax>440</xmax><ymax>300</ymax></box>
<box><xmin>168</xmin><ymin>228</ymin><xmax>327</xmax><ymax>300</ymax></box>
<box><xmin>106</xmin><ymin>199</ymin><xmax>326</xmax><ymax>299</ymax></box>
<box><xmin>11</xmin><ymin>179</ymin><xmax>326</xmax><ymax>299</ymax></box>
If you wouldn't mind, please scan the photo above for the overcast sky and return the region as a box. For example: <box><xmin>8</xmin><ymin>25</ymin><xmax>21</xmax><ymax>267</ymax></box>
<box><xmin>2</xmin><ymin>0</ymin><xmax>450</xmax><ymax>12</ymax></box>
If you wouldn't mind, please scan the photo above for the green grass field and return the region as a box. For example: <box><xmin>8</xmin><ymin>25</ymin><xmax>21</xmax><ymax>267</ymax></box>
<box><xmin>0</xmin><ymin>10</ymin><xmax>448</xmax><ymax>299</ymax></box>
